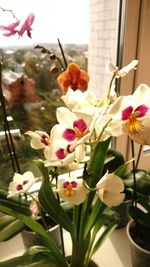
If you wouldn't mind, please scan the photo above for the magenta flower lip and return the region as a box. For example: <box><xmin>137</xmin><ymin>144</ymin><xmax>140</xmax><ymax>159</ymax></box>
<box><xmin>122</xmin><ymin>104</ymin><xmax>148</xmax><ymax>120</ymax></box>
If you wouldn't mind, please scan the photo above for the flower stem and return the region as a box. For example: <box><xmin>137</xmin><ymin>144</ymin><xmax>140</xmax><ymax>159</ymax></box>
<box><xmin>136</xmin><ymin>145</ymin><xmax>143</xmax><ymax>169</ymax></box>
<box><xmin>0</xmin><ymin>6</ymin><xmax>18</xmax><ymax>20</ymax></box>
<box><xmin>27</xmin><ymin>192</ymin><xmax>48</xmax><ymax>230</ymax></box>
<box><xmin>107</xmin><ymin>74</ymin><xmax>115</xmax><ymax>99</ymax></box>
<box><xmin>131</xmin><ymin>140</ymin><xmax>137</xmax><ymax>221</ymax></box>
<box><xmin>0</xmin><ymin>62</ymin><xmax>21</xmax><ymax>173</ymax></box>
<box><xmin>55</xmin><ymin>171</ymin><xmax>65</xmax><ymax>257</ymax></box>
<box><xmin>57</xmin><ymin>38</ymin><xmax>68</xmax><ymax>69</ymax></box>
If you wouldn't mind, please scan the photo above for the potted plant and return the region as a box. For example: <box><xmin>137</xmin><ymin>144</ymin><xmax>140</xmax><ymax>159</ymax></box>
<box><xmin>0</xmin><ymin>188</ymin><xmax>61</xmax><ymax>249</ymax></box>
<box><xmin>0</xmin><ymin>11</ymin><xmax>150</xmax><ymax>265</ymax></box>
<box><xmin>105</xmin><ymin>74</ymin><xmax>150</xmax><ymax>266</ymax></box>
<box><xmin>0</xmin><ymin>54</ymin><xmax>141</xmax><ymax>266</ymax></box>
<box><xmin>125</xmin><ymin>160</ymin><xmax>150</xmax><ymax>267</ymax></box>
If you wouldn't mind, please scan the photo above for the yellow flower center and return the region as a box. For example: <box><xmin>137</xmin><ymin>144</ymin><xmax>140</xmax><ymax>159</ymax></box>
<box><xmin>74</xmin><ymin>127</ymin><xmax>90</xmax><ymax>139</ymax></box>
<box><xmin>64</xmin><ymin>185</ymin><xmax>75</xmax><ymax>197</ymax></box>
<box><xmin>125</xmin><ymin>112</ymin><xmax>142</xmax><ymax>134</ymax></box>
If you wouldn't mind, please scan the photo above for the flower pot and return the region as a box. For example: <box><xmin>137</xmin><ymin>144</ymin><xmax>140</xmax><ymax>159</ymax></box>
<box><xmin>126</xmin><ymin>219</ymin><xmax>150</xmax><ymax>267</ymax></box>
<box><xmin>21</xmin><ymin>224</ymin><xmax>61</xmax><ymax>248</ymax></box>
<box><xmin>32</xmin><ymin>260</ymin><xmax>99</xmax><ymax>267</ymax></box>
<box><xmin>66</xmin><ymin>256</ymin><xmax>99</xmax><ymax>267</ymax></box>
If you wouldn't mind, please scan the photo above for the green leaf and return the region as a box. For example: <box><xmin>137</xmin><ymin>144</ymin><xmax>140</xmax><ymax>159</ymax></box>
<box><xmin>84</xmin><ymin>199</ymin><xmax>106</xmax><ymax>239</ymax></box>
<box><xmin>39</xmin><ymin>181</ymin><xmax>73</xmax><ymax>234</ymax></box>
<box><xmin>114</xmin><ymin>158</ymin><xmax>134</xmax><ymax>178</ymax></box>
<box><xmin>128</xmin><ymin>205</ymin><xmax>150</xmax><ymax>229</ymax></box>
<box><xmin>0</xmin><ymin>205</ymin><xmax>68</xmax><ymax>267</ymax></box>
<box><xmin>0</xmin><ymin>219</ymin><xmax>25</xmax><ymax>241</ymax></box>
<box><xmin>89</xmin><ymin>138</ymin><xmax>111</xmax><ymax>187</ymax></box>
<box><xmin>0</xmin><ymin>245</ymin><xmax>60</xmax><ymax>267</ymax></box>
<box><xmin>78</xmin><ymin>139</ymin><xmax>111</xmax><ymax>243</ymax></box>
<box><xmin>124</xmin><ymin>169</ymin><xmax>150</xmax><ymax>195</ymax></box>
<box><xmin>0</xmin><ymin>214</ymin><xmax>16</xmax><ymax>230</ymax></box>
<box><xmin>103</xmin><ymin>148</ymin><xmax>125</xmax><ymax>175</ymax></box>
<box><xmin>90</xmin><ymin>221</ymin><xmax>118</xmax><ymax>257</ymax></box>
<box><xmin>0</xmin><ymin>189</ymin><xmax>30</xmax><ymax>215</ymax></box>
<box><xmin>37</xmin><ymin>161</ymin><xmax>73</xmax><ymax>234</ymax></box>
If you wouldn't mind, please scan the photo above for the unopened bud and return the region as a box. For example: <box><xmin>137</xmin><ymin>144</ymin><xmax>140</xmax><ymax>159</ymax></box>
<box><xmin>50</xmin><ymin>54</ymin><xmax>56</xmax><ymax>60</ymax></box>
<box><xmin>50</xmin><ymin>65</ymin><xmax>60</xmax><ymax>74</ymax></box>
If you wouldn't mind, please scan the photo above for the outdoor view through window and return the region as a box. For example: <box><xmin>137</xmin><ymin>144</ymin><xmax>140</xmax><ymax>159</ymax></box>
<box><xmin>0</xmin><ymin>0</ymin><xmax>89</xmax><ymax>188</ymax></box>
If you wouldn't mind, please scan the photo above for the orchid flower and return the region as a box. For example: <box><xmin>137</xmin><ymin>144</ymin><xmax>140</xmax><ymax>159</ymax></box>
<box><xmin>96</xmin><ymin>172</ymin><xmax>125</xmax><ymax>207</ymax></box>
<box><xmin>107</xmin><ymin>59</ymin><xmax>139</xmax><ymax>78</ymax></box>
<box><xmin>18</xmin><ymin>13</ymin><xmax>35</xmax><ymax>38</ymax></box>
<box><xmin>26</xmin><ymin>130</ymin><xmax>51</xmax><ymax>149</ymax></box>
<box><xmin>61</xmin><ymin>88</ymin><xmax>101</xmax><ymax>115</ymax></box>
<box><xmin>107</xmin><ymin>83</ymin><xmax>150</xmax><ymax>145</ymax></box>
<box><xmin>44</xmin><ymin>140</ymin><xmax>86</xmax><ymax>167</ymax></box>
<box><xmin>57</xmin><ymin>176</ymin><xmax>89</xmax><ymax>205</ymax></box>
<box><xmin>57</xmin><ymin>63</ymin><xmax>89</xmax><ymax>92</ymax></box>
<box><xmin>0</xmin><ymin>20</ymin><xmax>20</xmax><ymax>37</ymax></box>
<box><xmin>8</xmin><ymin>171</ymin><xmax>37</xmax><ymax>198</ymax></box>
<box><xmin>55</xmin><ymin>107</ymin><xmax>95</xmax><ymax>147</ymax></box>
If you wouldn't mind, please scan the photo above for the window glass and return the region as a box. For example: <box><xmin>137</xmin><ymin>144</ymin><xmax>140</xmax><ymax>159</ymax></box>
<box><xmin>0</xmin><ymin>0</ymin><xmax>89</xmax><ymax>188</ymax></box>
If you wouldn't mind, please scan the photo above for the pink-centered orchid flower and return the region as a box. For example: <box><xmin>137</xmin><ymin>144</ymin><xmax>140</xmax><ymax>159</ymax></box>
<box><xmin>57</xmin><ymin>176</ymin><xmax>88</xmax><ymax>205</ymax></box>
<box><xmin>56</xmin><ymin>107</ymin><xmax>96</xmax><ymax>147</ymax></box>
<box><xmin>25</xmin><ymin>130</ymin><xmax>51</xmax><ymax>149</ymax></box>
<box><xmin>107</xmin><ymin>84</ymin><xmax>150</xmax><ymax>145</ymax></box>
<box><xmin>18</xmin><ymin>13</ymin><xmax>35</xmax><ymax>38</ymax></box>
<box><xmin>96</xmin><ymin>172</ymin><xmax>125</xmax><ymax>207</ymax></box>
<box><xmin>0</xmin><ymin>20</ymin><xmax>20</xmax><ymax>37</ymax></box>
<box><xmin>8</xmin><ymin>171</ymin><xmax>37</xmax><ymax>198</ymax></box>
<box><xmin>44</xmin><ymin>135</ymin><xmax>86</xmax><ymax>167</ymax></box>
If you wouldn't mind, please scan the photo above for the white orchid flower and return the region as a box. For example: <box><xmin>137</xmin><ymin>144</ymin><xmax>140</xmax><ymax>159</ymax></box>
<box><xmin>61</xmin><ymin>88</ymin><xmax>85</xmax><ymax>110</ymax></box>
<box><xmin>8</xmin><ymin>171</ymin><xmax>37</xmax><ymax>198</ymax></box>
<box><xmin>25</xmin><ymin>130</ymin><xmax>51</xmax><ymax>149</ymax></box>
<box><xmin>56</xmin><ymin>107</ymin><xmax>95</xmax><ymax>146</ymax></box>
<box><xmin>43</xmin><ymin>123</ymin><xmax>86</xmax><ymax>167</ymax></box>
<box><xmin>57</xmin><ymin>176</ymin><xmax>88</xmax><ymax>205</ymax></box>
<box><xmin>107</xmin><ymin>59</ymin><xmax>139</xmax><ymax>78</ymax></box>
<box><xmin>107</xmin><ymin>84</ymin><xmax>150</xmax><ymax>145</ymax></box>
<box><xmin>61</xmin><ymin>88</ymin><xmax>100</xmax><ymax>116</ymax></box>
<box><xmin>96</xmin><ymin>172</ymin><xmax>125</xmax><ymax>207</ymax></box>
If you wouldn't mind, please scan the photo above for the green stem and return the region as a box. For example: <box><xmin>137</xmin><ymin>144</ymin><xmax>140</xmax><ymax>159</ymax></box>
<box><xmin>27</xmin><ymin>192</ymin><xmax>48</xmax><ymax>230</ymax></box>
<box><xmin>106</xmin><ymin>74</ymin><xmax>115</xmax><ymax>99</ymax></box>
<box><xmin>131</xmin><ymin>140</ymin><xmax>137</xmax><ymax>221</ymax></box>
<box><xmin>55</xmin><ymin>171</ymin><xmax>65</xmax><ymax>257</ymax></box>
<box><xmin>57</xmin><ymin>38</ymin><xmax>68</xmax><ymax>69</ymax></box>
<box><xmin>136</xmin><ymin>145</ymin><xmax>143</xmax><ymax>169</ymax></box>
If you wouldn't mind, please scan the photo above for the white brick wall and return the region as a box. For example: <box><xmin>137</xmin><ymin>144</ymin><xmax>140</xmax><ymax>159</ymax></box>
<box><xmin>88</xmin><ymin>0</ymin><xmax>119</xmax><ymax>98</ymax></box>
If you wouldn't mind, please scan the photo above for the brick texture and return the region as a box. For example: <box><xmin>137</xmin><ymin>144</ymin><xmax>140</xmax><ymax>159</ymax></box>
<box><xmin>88</xmin><ymin>0</ymin><xmax>119</xmax><ymax>98</ymax></box>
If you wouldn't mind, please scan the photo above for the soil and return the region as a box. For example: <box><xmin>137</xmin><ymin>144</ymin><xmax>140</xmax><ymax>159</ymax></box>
<box><xmin>129</xmin><ymin>222</ymin><xmax>150</xmax><ymax>251</ymax></box>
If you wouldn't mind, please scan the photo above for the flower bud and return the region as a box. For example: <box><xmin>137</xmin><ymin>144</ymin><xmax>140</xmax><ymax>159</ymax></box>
<box><xmin>50</xmin><ymin>54</ymin><xmax>56</xmax><ymax>60</ymax></box>
<box><xmin>50</xmin><ymin>65</ymin><xmax>60</xmax><ymax>73</ymax></box>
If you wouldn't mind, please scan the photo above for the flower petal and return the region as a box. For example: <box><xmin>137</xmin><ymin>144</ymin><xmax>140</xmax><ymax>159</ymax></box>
<box><xmin>57</xmin><ymin>177</ymin><xmax>88</xmax><ymax>205</ymax></box>
<box><xmin>96</xmin><ymin>173</ymin><xmax>125</xmax><ymax>207</ymax></box>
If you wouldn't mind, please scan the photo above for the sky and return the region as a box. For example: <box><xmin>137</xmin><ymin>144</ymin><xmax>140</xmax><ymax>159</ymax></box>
<box><xmin>0</xmin><ymin>0</ymin><xmax>89</xmax><ymax>47</ymax></box>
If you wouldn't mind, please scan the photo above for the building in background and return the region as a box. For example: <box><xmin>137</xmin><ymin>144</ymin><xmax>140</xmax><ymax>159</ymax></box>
<box><xmin>88</xmin><ymin>0</ymin><xmax>119</xmax><ymax>98</ymax></box>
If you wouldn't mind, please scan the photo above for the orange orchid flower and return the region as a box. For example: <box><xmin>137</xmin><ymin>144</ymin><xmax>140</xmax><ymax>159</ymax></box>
<box><xmin>57</xmin><ymin>63</ymin><xmax>89</xmax><ymax>92</ymax></box>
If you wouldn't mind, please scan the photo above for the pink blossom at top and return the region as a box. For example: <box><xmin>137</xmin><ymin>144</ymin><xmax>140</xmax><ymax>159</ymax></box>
<box><xmin>18</xmin><ymin>13</ymin><xmax>35</xmax><ymax>38</ymax></box>
<box><xmin>0</xmin><ymin>20</ymin><xmax>20</xmax><ymax>37</ymax></box>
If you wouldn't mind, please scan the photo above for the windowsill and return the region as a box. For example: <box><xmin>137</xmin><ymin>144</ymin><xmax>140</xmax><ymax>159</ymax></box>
<box><xmin>0</xmin><ymin>227</ymin><xmax>132</xmax><ymax>267</ymax></box>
